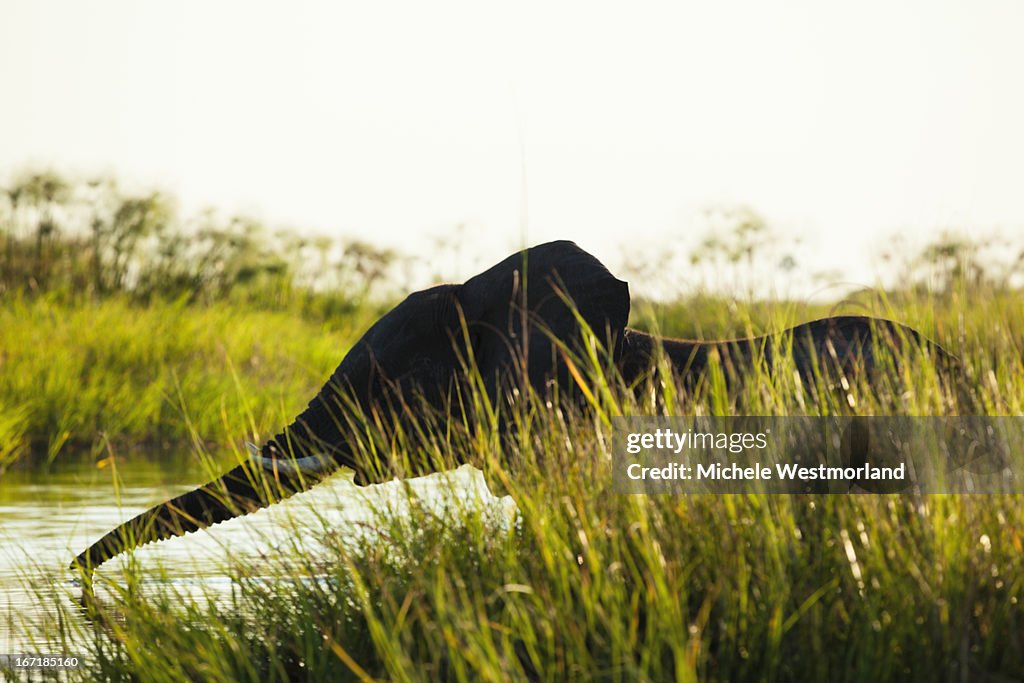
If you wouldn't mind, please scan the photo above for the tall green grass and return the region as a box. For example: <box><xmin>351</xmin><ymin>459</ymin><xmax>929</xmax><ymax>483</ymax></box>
<box><xmin>4</xmin><ymin>283</ymin><xmax>1022</xmax><ymax>470</ymax></box>
<box><xmin>0</xmin><ymin>295</ymin><xmax>386</xmax><ymax>468</ymax></box>
<box><xmin>18</xmin><ymin>288</ymin><xmax>1023</xmax><ymax>682</ymax></box>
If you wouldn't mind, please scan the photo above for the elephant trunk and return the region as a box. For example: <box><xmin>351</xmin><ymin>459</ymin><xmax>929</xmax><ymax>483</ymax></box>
<box><xmin>71</xmin><ymin>454</ymin><xmax>339</xmax><ymax>575</ymax></box>
<box><xmin>72</xmin><ymin>348</ymin><xmax>370</xmax><ymax>576</ymax></box>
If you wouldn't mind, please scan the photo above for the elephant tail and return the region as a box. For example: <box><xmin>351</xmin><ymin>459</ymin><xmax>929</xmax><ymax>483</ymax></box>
<box><xmin>70</xmin><ymin>447</ymin><xmax>339</xmax><ymax>576</ymax></box>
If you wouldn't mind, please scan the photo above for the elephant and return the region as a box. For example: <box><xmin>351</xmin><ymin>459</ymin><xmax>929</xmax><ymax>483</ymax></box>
<box><xmin>71</xmin><ymin>240</ymin><xmax>960</xmax><ymax>575</ymax></box>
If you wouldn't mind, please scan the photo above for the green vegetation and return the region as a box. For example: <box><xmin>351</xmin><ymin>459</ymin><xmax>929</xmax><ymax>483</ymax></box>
<box><xmin>1</xmin><ymin>169</ymin><xmax>400</xmax><ymax>469</ymax></box>
<box><xmin>0</xmin><ymin>296</ymin><xmax>381</xmax><ymax>469</ymax></box>
<box><xmin>3</xmin><ymin>170</ymin><xmax>1024</xmax><ymax>680</ymax></box>
<box><xmin>3</xmin><ymin>169</ymin><xmax>1023</xmax><ymax>467</ymax></box>
<box><xmin>0</xmin><ymin>170</ymin><xmax>403</xmax><ymax>307</ymax></box>
<box><xmin>4</xmin><ymin>275</ymin><xmax>1023</xmax><ymax>470</ymax></box>
<box><xmin>35</xmin><ymin>306</ymin><xmax>1024</xmax><ymax>682</ymax></box>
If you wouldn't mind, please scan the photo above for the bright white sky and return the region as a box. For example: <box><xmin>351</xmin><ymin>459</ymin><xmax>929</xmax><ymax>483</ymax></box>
<box><xmin>2</xmin><ymin>1</ymin><xmax>1023</xmax><ymax>296</ymax></box>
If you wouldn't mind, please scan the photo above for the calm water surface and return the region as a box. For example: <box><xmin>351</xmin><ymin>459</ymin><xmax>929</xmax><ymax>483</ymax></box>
<box><xmin>0</xmin><ymin>458</ymin><xmax>508</xmax><ymax>657</ymax></box>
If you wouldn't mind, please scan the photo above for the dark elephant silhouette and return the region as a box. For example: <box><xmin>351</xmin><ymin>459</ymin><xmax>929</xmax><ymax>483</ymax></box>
<box><xmin>71</xmin><ymin>240</ymin><xmax>960</xmax><ymax>575</ymax></box>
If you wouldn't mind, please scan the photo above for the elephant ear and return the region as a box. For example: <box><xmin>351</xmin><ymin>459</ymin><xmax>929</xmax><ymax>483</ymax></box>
<box><xmin>460</xmin><ymin>240</ymin><xmax>630</xmax><ymax>402</ymax></box>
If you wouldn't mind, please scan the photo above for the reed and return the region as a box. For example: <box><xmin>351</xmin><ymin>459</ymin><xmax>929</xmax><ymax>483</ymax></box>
<box><xmin>18</xmin><ymin>286</ymin><xmax>1024</xmax><ymax>682</ymax></box>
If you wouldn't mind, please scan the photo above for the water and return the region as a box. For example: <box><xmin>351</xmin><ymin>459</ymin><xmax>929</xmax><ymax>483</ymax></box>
<box><xmin>0</xmin><ymin>458</ymin><xmax>512</xmax><ymax>659</ymax></box>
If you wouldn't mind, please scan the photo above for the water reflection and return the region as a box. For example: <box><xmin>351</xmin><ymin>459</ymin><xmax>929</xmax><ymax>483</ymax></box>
<box><xmin>0</xmin><ymin>458</ymin><xmax>511</xmax><ymax>655</ymax></box>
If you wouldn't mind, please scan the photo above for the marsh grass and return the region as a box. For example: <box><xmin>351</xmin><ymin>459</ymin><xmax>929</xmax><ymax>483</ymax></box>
<box><xmin>0</xmin><ymin>295</ymin><xmax>385</xmax><ymax>468</ymax></box>
<box><xmin>5</xmin><ymin>171</ymin><xmax>1024</xmax><ymax>679</ymax></box>
<box><xmin>9</xmin><ymin>289</ymin><xmax>1019</xmax><ymax>682</ymax></box>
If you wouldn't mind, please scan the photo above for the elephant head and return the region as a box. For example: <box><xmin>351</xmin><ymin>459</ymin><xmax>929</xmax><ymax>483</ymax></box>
<box><xmin>72</xmin><ymin>241</ymin><xmax>630</xmax><ymax>574</ymax></box>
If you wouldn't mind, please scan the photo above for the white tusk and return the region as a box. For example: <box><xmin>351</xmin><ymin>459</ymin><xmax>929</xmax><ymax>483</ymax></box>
<box><xmin>247</xmin><ymin>441</ymin><xmax>331</xmax><ymax>475</ymax></box>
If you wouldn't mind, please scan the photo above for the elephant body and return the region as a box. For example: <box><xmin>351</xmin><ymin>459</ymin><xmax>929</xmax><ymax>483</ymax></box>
<box><xmin>72</xmin><ymin>241</ymin><xmax>957</xmax><ymax>574</ymax></box>
<box><xmin>618</xmin><ymin>315</ymin><xmax>939</xmax><ymax>387</ymax></box>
